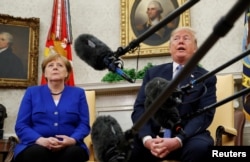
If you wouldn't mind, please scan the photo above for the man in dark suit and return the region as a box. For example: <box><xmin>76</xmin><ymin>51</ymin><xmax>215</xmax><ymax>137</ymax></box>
<box><xmin>0</xmin><ymin>32</ymin><xmax>26</xmax><ymax>79</ymax></box>
<box><xmin>129</xmin><ymin>27</ymin><xmax>217</xmax><ymax>162</ymax></box>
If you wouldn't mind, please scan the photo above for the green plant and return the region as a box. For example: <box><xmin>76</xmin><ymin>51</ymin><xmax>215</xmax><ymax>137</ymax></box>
<box><xmin>101</xmin><ymin>63</ymin><xmax>154</xmax><ymax>83</ymax></box>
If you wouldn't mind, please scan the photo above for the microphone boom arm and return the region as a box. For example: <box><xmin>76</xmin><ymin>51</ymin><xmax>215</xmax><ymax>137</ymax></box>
<box><xmin>181</xmin><ymin>48</ymin><xmax>250</xmax><ymax>93</ymax></box>
<box><xmin>182</xmin><ymin>87</ymin><xmax>250</xmax><ymax>120</ymax></box>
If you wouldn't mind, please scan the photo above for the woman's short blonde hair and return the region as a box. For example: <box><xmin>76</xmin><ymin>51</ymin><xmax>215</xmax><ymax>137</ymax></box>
<box><xmin>41</xmin><ymin>53</ymin><xmax>72</xmax><ymax>81</ymax></box>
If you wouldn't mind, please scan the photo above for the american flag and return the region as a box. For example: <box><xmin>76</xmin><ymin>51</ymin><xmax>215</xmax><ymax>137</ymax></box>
<box><xmin>242</xmin><ymin>7</ymin><xmax>250</xmax><ymax>119</ymax></box>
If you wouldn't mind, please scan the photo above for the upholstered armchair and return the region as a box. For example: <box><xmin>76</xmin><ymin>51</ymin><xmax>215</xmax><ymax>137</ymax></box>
<box><xmin>207</xmin><ymin>74</ymin><xmax>236</xmax><ymax>146</ymax></box>
<box><xmin>3</xmin><ymin>90</ymin><xmax>97</xmax><ymax>162</ymax></box>
<box><xmin>207</xmin><ymin>74</ymin><xmax>245</xmax><ymax>146</ymax></box>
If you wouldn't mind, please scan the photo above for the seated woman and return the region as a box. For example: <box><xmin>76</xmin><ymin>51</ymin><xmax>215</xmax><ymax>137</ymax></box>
<box><xmin>14</xmin><ymin>53</ymin><xmax>90</xmax><ymax>162</ymax></box>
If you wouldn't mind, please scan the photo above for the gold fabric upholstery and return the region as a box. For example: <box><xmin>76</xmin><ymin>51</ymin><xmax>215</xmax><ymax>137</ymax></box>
<box><xmin>207</xmin><ymin>74</ymin><xmax>237</xmax><ymax>146</ymax></box>
<box><xmin>84</xmin><ymin>90</ymin><xmax>96</xmax><ymax>162</ymax></box>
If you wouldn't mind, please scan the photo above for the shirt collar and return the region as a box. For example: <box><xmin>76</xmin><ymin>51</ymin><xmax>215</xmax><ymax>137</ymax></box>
<box><xmin>0</xmin><ymin>48</ymin><xmax>7</xmax><ymax>53</ymax></box>
<box><xmin>173</xmin><ymin>62</ymin><xmax>184</xmax><ymax>73</ymax></box>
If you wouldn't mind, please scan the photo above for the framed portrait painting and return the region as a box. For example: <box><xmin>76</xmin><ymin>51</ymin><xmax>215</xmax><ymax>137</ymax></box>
<box><xmin>120</xmin><ymin>0</ymin><xmax>191</xmax><ymax>58</ymax></box>
<box><xmin>0</xmin><ymin>14</ymin><xmax>39</xmax><ymax>88</ymax></box>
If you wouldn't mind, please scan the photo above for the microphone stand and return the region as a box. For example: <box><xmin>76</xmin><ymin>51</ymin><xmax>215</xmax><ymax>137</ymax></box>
<box><xmin>182</xmin><ymin>87</ymin><xmax>250</xmax><ymax>120</ymax></box>
<box><xmin>181</xmin><ymin>48</ymin><xmax>250</xmax><ymax>92</ymax></box>
<box><xmin>114</xmin><ymin>0</ymin><xmax>200</xmax><ymax>57</ymax></box>
<box><xmin>126</xmin><ymin>0</ymin><xmax>250</xmax><ymax>137</ymax></box>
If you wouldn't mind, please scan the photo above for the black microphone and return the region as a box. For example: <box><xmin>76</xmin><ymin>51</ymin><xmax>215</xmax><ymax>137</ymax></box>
<box><xmin>74</xmin><ymin>34</ymin><xmax>134</xmax><ymax>83</ymax></box>
<box><xmin>91</xmin><ymin>115</ymin><xmax>132</xmax><ymax>162</ymax></box>
<box><xmin>144</xmin><ymin>77</ymin><xmax>185</xmax><ymax>136</ymax></box>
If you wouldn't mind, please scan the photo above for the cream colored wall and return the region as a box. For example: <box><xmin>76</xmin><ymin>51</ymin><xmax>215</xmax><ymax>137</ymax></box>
<box><xmin>0</xmin><ymin>0</ymin><xmax>245</xmax><ymax>136</ymax></box>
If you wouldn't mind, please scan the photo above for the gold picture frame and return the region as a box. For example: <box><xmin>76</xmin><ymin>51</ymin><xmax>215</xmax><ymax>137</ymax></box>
<box><xmin>120</xmin><ymin>0</ymin><xmax>190</xmax><ymax>58</ymax></box>
<box><xmin>0</xmin><ymin>14</ymin><xmax>39</xmax><ymax>88</ymax></box>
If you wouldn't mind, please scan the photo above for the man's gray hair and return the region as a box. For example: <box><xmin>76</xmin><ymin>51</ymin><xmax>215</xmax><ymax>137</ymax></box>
<box><xmin>0</xmin><ymin>32</ymin><xmax>13</xmax><ymax>44</ymax></box>
<box><xmin>148</xmin><ymin>1</ymin><xmax>163</xmax><ymax>13</ymax></box>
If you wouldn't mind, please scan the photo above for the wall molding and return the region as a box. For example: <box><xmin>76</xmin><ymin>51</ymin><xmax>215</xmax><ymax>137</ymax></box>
<box><xmin>77</xmin><ymin>72</ymin><xmax>242</xmax><ymax>95</ymax></box>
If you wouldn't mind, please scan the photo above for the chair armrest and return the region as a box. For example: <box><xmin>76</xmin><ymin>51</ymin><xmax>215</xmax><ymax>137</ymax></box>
<box><xmin>8</xmin><ymin>136</ymin><xmax>19</xmax><ymax>144</ymax></box>
<box><xmin>215</xmin><ymin>125</ymin><xmax>237</xmax><ymax>146</ymax></box>
<box><xmin>4</xmin><ymin>136</ymin><xmax>19</xmax><ymax>162</ymax></box>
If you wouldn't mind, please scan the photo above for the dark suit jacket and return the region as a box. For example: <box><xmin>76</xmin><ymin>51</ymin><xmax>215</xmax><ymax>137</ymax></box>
<box><xmin>132</xmin><ymin>62</ymin><xmax>217</xmax><ymax>143</ymax></box>
<box><xmin>0</xmin><ymin>47</ymin><xmax>26</xmax><ymax>79</ymax></box>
